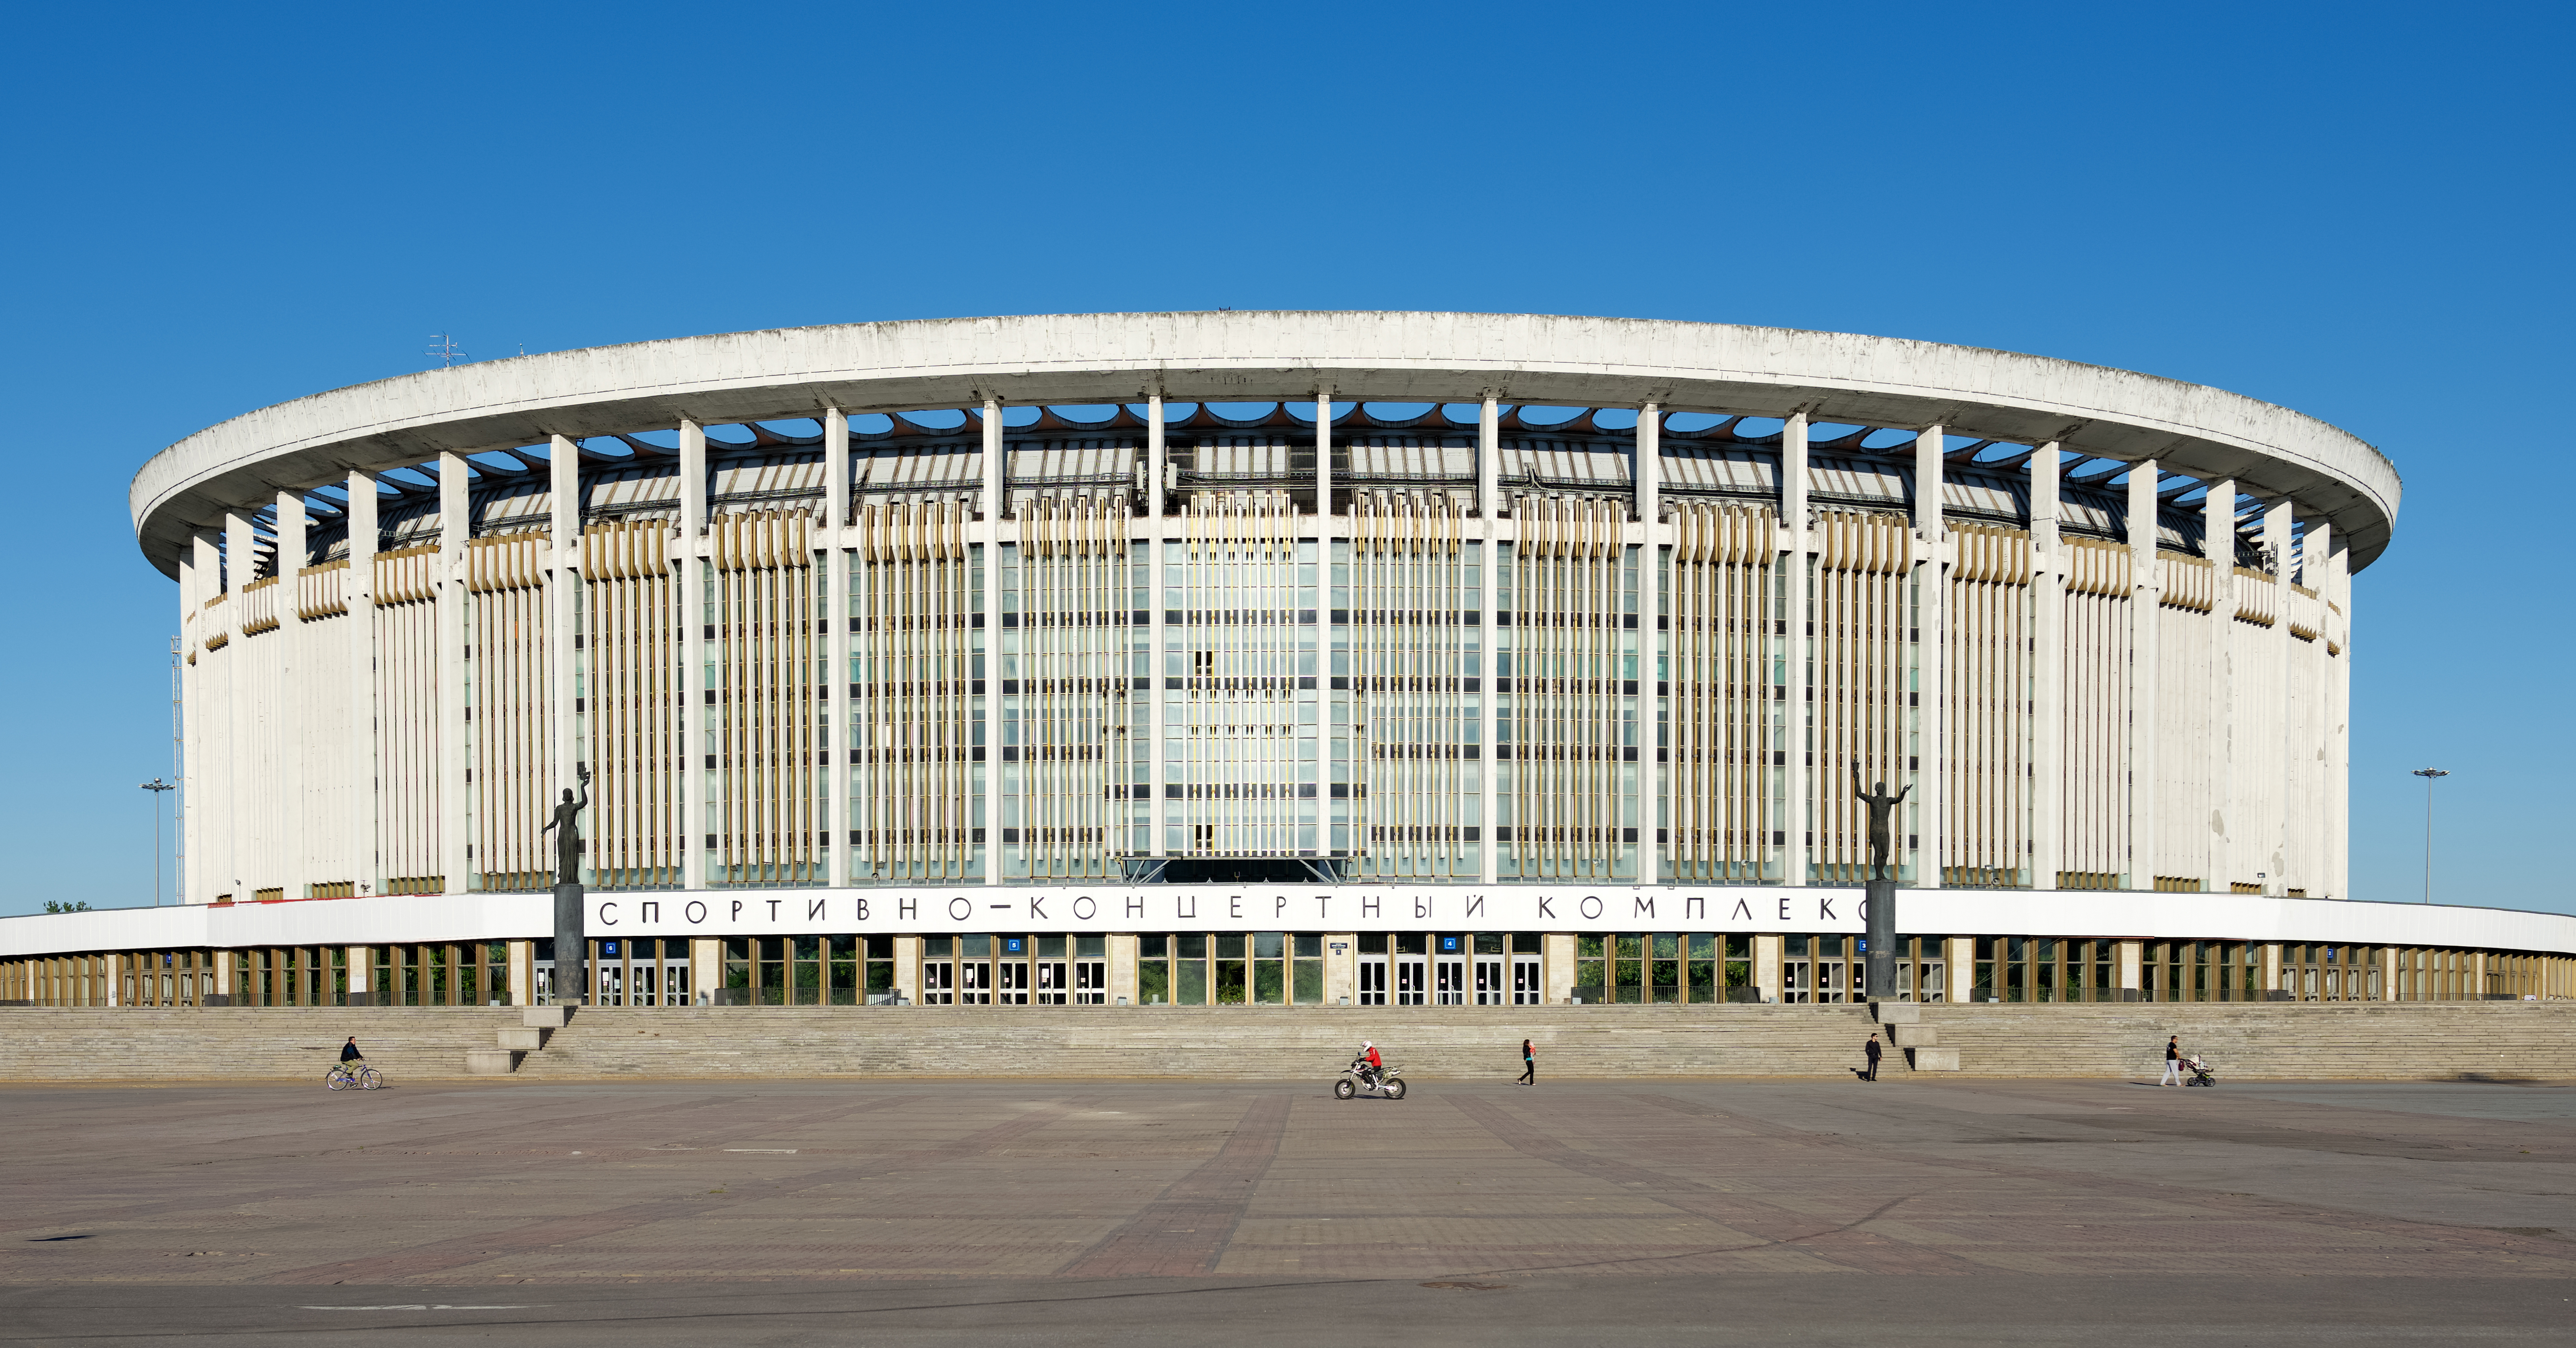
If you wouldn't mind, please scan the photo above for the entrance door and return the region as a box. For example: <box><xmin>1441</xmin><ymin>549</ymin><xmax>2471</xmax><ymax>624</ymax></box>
<box><xmin>663</xmin><ymin>959</ymin><xmax>692</xmax><ymax>1006</ymax></box>
<box><xmin>922</xmin><ymin>961</ymin><xmax>955</xmax><ymax>1004</ymax></box>
<box><xmin>631</xmin><ymin>963</ymin><xmax>657</xmax><ymax>1007</ymax></box>
<box><xmin>1074</xmin><ymin>959</ymin><xmax>1106</xmax><ymax>1005</ymax></box>
<box><xmin>1358</xmin><ymin>957</ymin><xmax>1388</xmax><ymax>1005</ymax></box>
<box><xmin>994</xmin><ymin>962</ymin><xmax>1028</xmax><ymax>1005</ymax></box>
<box><xmin>1512</xmin><ymin>955</ymin><xmax>1542</xmax><ymax>1005</ymax></box>
<box><xmin>1435</xmin><ymin>957</ymin><xmax>1467</xmax><ymax>1005</ymax></box>
<box><xmin>1033</xmin><ymin>960</ymin><xmax>1068</xmax><ymax>1006</ymax></box>
<box><xmin>1395</xmin><ymin>957</ymin><xmax>1428</xmax><ymax>1005</ymax></box>
<box><xmin>1816</xmin><ymin>960</ymin><xmax>1848</xmax><ymax>1003</ymax></box>
<box><xmin>1473</xmin><ymin>957</ymin><xmax>1506</xmax><ymax>1006</ymax></box>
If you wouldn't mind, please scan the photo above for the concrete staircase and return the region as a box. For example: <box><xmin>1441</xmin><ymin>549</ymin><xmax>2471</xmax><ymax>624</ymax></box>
<box><xmin>465</xmin><ymin>1006</ymin><xmax>570</xmax><ymax>1075</ymax></box>
<box><xmin>0</xmin><ymin>1007</ymin><xmax>520</xmax><ymax>1083</ymax></box>
<box><xmin>1869</xmin><ymin>1001</ymin><xmax>1960</xmax><ymax>1072</ymax></box>
<box><xmin>1917</xmin><ymin>1001</ymin><xmax>2576</xmax><ymax>1080</ymax></box>
<box><xmin>3</xmin><ymin>1002</ymin><xmax>2569</xmax><ymax>1082</ymax></box>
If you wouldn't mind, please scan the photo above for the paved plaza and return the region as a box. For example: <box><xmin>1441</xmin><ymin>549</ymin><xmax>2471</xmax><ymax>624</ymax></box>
<box><xmin>2</xmin><ymin>1076</ymin><xmax>2571</xmax><ymax>1344</ymax></box>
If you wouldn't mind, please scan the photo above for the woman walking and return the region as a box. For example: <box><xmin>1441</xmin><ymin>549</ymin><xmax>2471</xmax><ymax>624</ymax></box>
<box><xmin>1517</xmin><ymin>1038</ymin><xmax>1536</xmax><ymax>1086</ymax></box>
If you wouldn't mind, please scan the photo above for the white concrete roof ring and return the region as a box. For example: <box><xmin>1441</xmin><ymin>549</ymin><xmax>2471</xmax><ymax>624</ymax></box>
<box><xmin>128</xmin><ymin>311</ymin><xmax>2402</xmax><ymax>577</ymax></box>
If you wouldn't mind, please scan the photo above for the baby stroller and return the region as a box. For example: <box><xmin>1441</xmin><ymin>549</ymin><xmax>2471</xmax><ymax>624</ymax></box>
<box><xmin>2182</xmin><ymin>1054</ymin><xmax>2217</xmax><ymax>1087</ymax></box>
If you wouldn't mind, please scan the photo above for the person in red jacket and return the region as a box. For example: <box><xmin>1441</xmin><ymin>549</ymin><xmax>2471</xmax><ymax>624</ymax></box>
<box><xmin>1358</xmin><ymin>1041</ymin><xmax>1384</xmax><ymax>1089</ymax></box>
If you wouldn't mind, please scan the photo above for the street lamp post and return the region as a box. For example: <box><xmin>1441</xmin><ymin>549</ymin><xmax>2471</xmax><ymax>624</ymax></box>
<box><xmin>140</xmin><ymin>779</ymin><xmax>174</xmax><ymax>907</ymax></box>
<box><xmin>2410</xmin><ymin>768</ymin><xmax>2449</xmax><ymax>904</ymax></box>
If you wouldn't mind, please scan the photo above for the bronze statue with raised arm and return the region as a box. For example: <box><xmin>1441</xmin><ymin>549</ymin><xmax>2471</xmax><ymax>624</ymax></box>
<box><xmin>1853</xmin><ymin>760</ymin><xmax>1911</xmax><ymax>1007</ymax></box>
<box><xmin>541</xmin><ymin>764</ymin><xmax>592</xmax><ymax>886</ymax></box>
<box><xmin>543</xmin><ymin>765</ymin><xmax>592</xmax><ymax>1005</ymax></box>
<box><xmin>1850</xmin><ymin>760</ymin><xmax>1911</xmax><ymax>881</ymax></box>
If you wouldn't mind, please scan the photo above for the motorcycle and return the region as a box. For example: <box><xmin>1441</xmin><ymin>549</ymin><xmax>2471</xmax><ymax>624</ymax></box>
<box><xmin>1334</xmin><ymin>1056</ymin><xmax>1407</xmax><ymax>1100</ymax></box>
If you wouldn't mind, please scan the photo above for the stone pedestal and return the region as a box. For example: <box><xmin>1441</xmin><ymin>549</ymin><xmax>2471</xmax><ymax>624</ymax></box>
<box><xmin>1864</xmin><ymin>877</ymin><xmax>1896</xmax><ymax>1002</ymax></box>
<box><xmin>464</xmin><ymin>1048</ymin><xmax>518</xmax><ymax>1075</ymax></box>
<box><xmin>552</xmin><ymin>882</ymin><xmax>586</xmax><ymax>1005</ymax></box>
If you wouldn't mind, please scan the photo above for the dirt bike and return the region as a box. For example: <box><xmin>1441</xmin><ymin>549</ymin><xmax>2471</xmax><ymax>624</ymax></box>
<box><xmin>1333</xmin><ymin>1056</ymin><xmax>1407</xmax><ymax>1100</ymax></box>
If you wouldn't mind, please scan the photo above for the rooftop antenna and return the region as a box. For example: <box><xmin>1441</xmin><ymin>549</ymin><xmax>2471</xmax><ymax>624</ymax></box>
<box><xmin>427</xmin><ymin>333</ymin><xmax>468</xmax><ymax>368</ymax></box>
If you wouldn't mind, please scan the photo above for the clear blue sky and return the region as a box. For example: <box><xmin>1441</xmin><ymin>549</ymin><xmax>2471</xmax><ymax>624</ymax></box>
<box><xmin>3</xmin><ymin>2</ymin><xmax>2565</xmax><ymax>916</ymax></box>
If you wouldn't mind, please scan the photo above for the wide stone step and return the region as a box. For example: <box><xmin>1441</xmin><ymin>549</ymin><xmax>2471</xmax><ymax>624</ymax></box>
<box><xmin>1</xmin><ymin>1003</ymin><xmax>2566</xmax><ymax>1082</ymax></box>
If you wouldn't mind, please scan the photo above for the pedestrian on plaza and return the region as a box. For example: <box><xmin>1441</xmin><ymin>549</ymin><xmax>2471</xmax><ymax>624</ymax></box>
<box><xmin>1863</xmin><ymin>1032</ymin><xmax>1883</xmax><ymax>1082</ymax></box>
<box><xmin>2159</xmin><ymin>1035</ymin><xmax>2186</xmax><ymax>1086</ymax></box>
<box><xmin>1517</xmin><ymin>1037</ymin><xmax>1535</xmax><ymax>1086</ymax></box>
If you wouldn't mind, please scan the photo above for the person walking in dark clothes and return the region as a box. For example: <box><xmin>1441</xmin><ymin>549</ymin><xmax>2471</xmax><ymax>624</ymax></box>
<box><xmin>1517</xmin><ymin>1038</ymin><xmax>1535</xmax><ymax>1085</ymax></box>
<box><xmin>1863</xmin><ymin>1033</ymin><xmax>1883</xmax><ymax>1081</ymax></box>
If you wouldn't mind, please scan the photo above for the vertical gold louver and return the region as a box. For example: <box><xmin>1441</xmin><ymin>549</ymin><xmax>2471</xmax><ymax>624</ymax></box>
<box><xmin>1013</xmin><ymin>494</ymin><xmax>1130</xmax><ymax>880</ymax></box>
<box><xmin>1664</xmin><ymin>502</ymin><xmax>1775</xmax><ymax>882</ymax></box>
<box><xmin>1177</xmin><ymin>492</ymin><xmax>1301</xmax><ymax>857</ymax></box>
<box><xmin>1810</xmin><ymin>510</ymin><xmax>1914</xmax><ymax>884</ymax></box>
<box><xmin>2058</xmin><ymin>535</ymin><xmax>2132</xmax><ymax>887</ymax></box>
<box><xmin>1506</xmin><ymin>494</ymin><xmax>1627</xmax><ymax>881</ymax></box>
<box><xmin>371</xmin><ymin>543</ymin><xmax>442</xmax><ymax>889</ymax></box>
<box><xmin>583</xmin><ymin>519</ymin><xmax>682</xmax><ymax>888</ymax></box>
<box><xmin>1350</xmin><ymin>491</ymin><xmax>1470</xmax><ymax>880</ymax></box>
<box><xmin>1942</xmin><ymin>524</ymin><xmax>2030</xmax><ymax>887</ymax></box>
<box><xmin>709</xmin><ymin>510</ymin><xmax>818</xmax><ymax>886</ymax></box>
<box><xmin>851</xmin><ymin>499</ymin><xmax>976</xmax><ymax>883</ymax></box>
<box><xmin>466</xmin><ymin>534</ymin><xmax>552</xmax><ymax>890</ymax></box>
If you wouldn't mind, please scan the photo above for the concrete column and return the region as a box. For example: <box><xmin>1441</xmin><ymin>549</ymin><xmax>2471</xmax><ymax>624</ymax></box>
<box><xmin>1323</xmin><ymin>932</ymin><xmax>1358</xmax><ymax>1004</ymax></box>
<box><xmin>2127</xmin><ymin>459</ymin><xmax>2161</xmax><ymax>889</ymax></box>
<box><xmin>1479</xmin><ymin>395</ymin><xmax>1501</xmax><ymax>886</ymax></box>
<box><xmin>275</xmin><ymin>491</ymin><xmax>308</xmax><ymax>898</ymax></box>
<box><xmin>436</xmin><ymin>453</ymin><xmax>472</xmax><ymax>895</ymax></box>
<box><xmin>224</xmin><ymin>510</ymin><xmax>257</xmax><ymax>903</ymax></box>
<box><xmin>507</xmin><ymin>939</ymin><xmax>532</xmax><ymax>1006</ymax></box>
<box><xmin>342</xmin><ymin>475</ymin><xmax>380</xmax><ymax>900</ymax></box>
<box><xmin>824</xmin><ymin>409</ymin><xmax>851</xmax><ymax>889</ymax></box>
<box><xmin>1637</xmin><ymin>405</ymin><xmax>1661</xmax><ymax>882</ymax></box>
<box><xmin>1315</xmin><ymin>390</ymin><xmax>1333</xmax><ymax>526</ymax></box>
<box><xmin>2261</xmin><ymin>942</ymin><xmax>2283</xmax><ymax>995</ymax></box>
<box><xmin>105</xmin><ymin>952</ymin><xmax>123</xmax><ymax>1007</ymax></box>
<box><xmin>2327</xmin><ymin>531</ymin><xmax>2351</xmax><ymax>901</ymax></box>
<box><xmin>346</xmin><ymin>945</ymin><xmax>370</xmax><ymax>1003</ymax></box>
<box><xmin>1147</xmin><ymin>394</ymin><xmax>1166</xmax><ymax>861</ymax></box>
<box><xmin>688</xmin><ymin>936</ymin><xmax>722</xmax><ymax>1005</ymax></box>
<box><xmin>679</xmin><ymin>420</ymin><xmax>707</xmax><ymax>885</ymax></box>
<box><xmin>1913</xmin><ymin>426</ymin><xmax>1945</xmax><ymax>887</ymax></box>
<box><xmin>1946</xmin><ymin>936</ymin><xmax>1974</xmax><ymax>1003</ymax></box>
<box><xmin>2203</xmin><ymin>480</ymin><xmax>2236</xmax><ymax>892</ymax></box>
<box><xmin>981</xmin><ymin>399</ymin><xmax>1003</xmax><ymax>886</ymax></box>
<box><xmin>2262</xmin><ymin>499</ymin><xmax>2293</xmax><ymax>897</ymax></box>
<box><xmin>1783</xmin><ymin>413</ymin><xmax>1811</xmax><ymax>886</ymax></box>
<box><xmin>176</xmin><ymin>539</ymin><xmax>201</xmax><ymax>905</ymax></box>
<box><xmin>2118</xmin><ymin>939</ymin><xmax>2143</xmax><ymax>996</ymax></box>
<box><xmin>893</xmin><ymin>934</ymin><xmax>923</xmax><ymax>1004</ymax></box>
<box><xmin>213</xmin><ymin>949</ymin><xmax>235</xmax><ymax>1001</ymax></box>
<box><xmin>1544</xmin><ymin>933</ymin><xmax>1576</xmax><ymax>1005</ymax></box>
<box><xmin>549</xmin><ymin>436</ymin><xmax>583</xmax><ymax>881</ymax></box>
<box><xmin>2302</xmin><ymin>517</ymin><xmax>2335</xmax><ymax>900</ymax></box>
<box><xmin>1753</xmin><ymin>933</ymin><xmax>1783</xmax><ymax>1004</ymax></box>
<box><xmin>1108</xmin><ymin>932</ymin><xmax>1139</xmax><ymax>1005</ymax></box>
<box><xmin>2029</xmin><ymin>443</ymin><xmax>2062</xmax><ymax>890</ymax></box>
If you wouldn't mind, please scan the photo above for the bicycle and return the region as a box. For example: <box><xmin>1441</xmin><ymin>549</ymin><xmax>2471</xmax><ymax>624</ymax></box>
<box><xmin>325</xmin><ymin>1061</ymin><xmax>384</xmax><ymax>1091</ymax></box>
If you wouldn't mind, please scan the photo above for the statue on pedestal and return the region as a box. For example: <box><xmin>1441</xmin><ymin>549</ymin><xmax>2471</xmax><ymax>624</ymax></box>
<box><xmin>541</xmin><ymin>765</ymin><xmax>592</xmax><ymax>885</ymax></box>
<box><xmin>1852</xmin><ymin>760</ymin><xmax>1911</xmax><ymax>1006</ymax></box>
<box><xmin>541</xmin><ymin>765</ymin><xmax>590</xmax><ymax>1005</ymax></box>
<box><xmin>1850</xmin><ymin>761</ymin><xmax>1911</xmax><ymax>880</ymax></box>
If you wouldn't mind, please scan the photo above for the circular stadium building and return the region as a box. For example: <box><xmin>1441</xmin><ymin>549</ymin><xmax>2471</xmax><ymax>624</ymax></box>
<box><xmin>8</xmin><ymin>311</ymin><xmax>2573</xmax><ymax>1014</ymax></box>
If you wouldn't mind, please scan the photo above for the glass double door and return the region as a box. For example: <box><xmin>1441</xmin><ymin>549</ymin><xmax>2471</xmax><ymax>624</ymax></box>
<box><xmin>1475</xmin><ymin>956</ymin><xmax>1540</xmax><ymax>1005</ymax></box>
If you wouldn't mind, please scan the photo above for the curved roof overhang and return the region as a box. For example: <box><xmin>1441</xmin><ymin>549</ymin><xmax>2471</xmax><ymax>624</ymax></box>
<box><xmin>130</xmin><ymin>311</ymin><xmax>2402</xmax><ymax>578</ymax></box>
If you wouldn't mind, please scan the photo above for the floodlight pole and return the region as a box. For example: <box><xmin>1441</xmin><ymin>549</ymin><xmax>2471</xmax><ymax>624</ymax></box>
<box><xmin>2411</xmin><ymin>768</ymin><xmax>2449</xmax><ymax>904</ymax></box>
<box><xmin>140</xmin><ymin>779</ymin><xmax>174</xmax><ymax>907</ymax></box>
